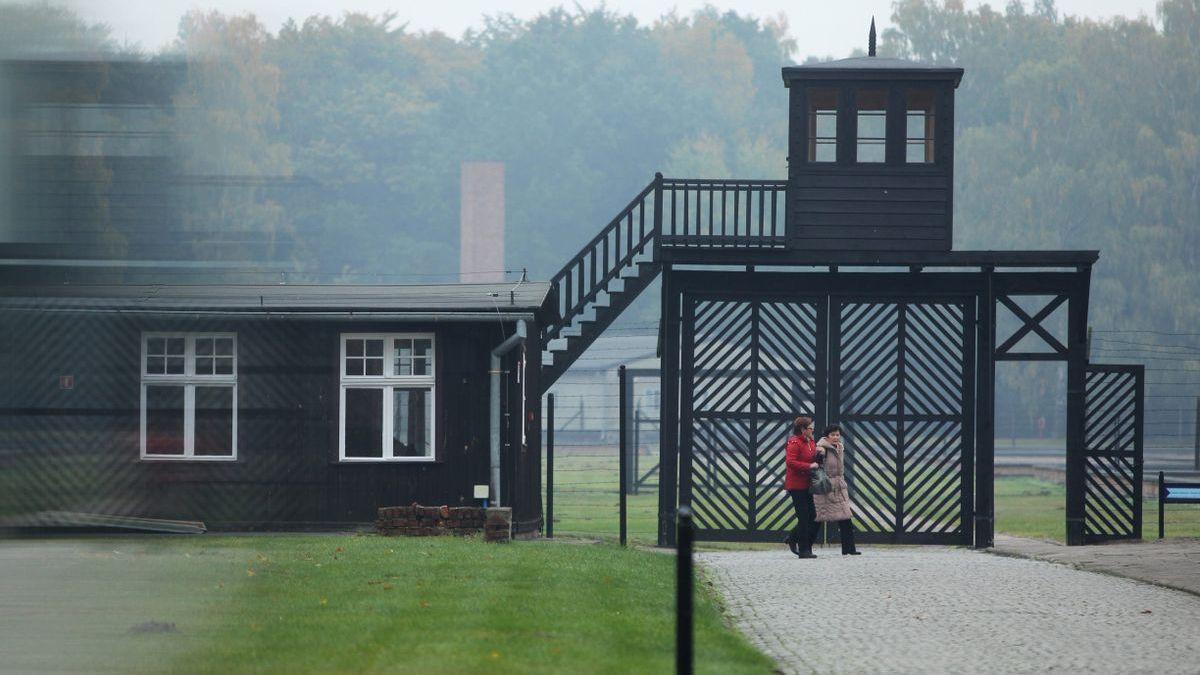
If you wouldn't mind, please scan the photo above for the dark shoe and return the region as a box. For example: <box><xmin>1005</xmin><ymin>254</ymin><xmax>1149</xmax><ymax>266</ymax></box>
<box><xmin>843</xmin><ymin>550</ymin><xmax>861</xmax><ymax>556</ymax></box>
<box><xmin>786</xmin><ymin>539</ymin><xmax>799</xmax><ymax>555</ymax></box>
<box><xmin>796</xmin><ymin>552</ymin><xmax>818</xmax><ymax>559</ymax></box>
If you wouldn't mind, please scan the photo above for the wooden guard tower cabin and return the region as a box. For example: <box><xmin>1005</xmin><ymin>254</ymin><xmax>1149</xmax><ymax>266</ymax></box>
<box><xmin>784</xmin><ymin>54</ymin><xmax>961</xmax><ymax>251</ymax></box>
<box><xmin>540</xmin><ymin>31</ymin><xmax>1146</xmax><ymax>548</ymax></box>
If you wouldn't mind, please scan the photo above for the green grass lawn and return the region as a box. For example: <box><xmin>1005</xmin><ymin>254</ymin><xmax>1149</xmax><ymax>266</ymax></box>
<box><xmin>994</xmin><ymin>476</ymin><xmax>1200</xmax><ymax>542</ymax></box>
<box><xmin>0</xmin><ymin>535</ymin><xmax>774</xmax><ymax>675</ymax></box>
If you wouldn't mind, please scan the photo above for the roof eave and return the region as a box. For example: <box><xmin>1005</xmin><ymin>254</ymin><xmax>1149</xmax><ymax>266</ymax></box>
<box><xmin>782</xmin><ymin>67</ymin><xmax>965</xmax><ymax>88</ymax></box>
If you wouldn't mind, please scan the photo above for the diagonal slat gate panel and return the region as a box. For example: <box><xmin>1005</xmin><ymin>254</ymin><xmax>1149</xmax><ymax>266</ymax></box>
<box><xmin>830</xmin><ymin>299</ymin><xmax>972</xmax><ymax>545</ymax></box>
<box><xmin>1082</xmin><ymin>365</ymin><xmax>1143</xmax><ymax>542</ymax></box>
<box><xmin>680</xmin><ymin>294</ymin><xmax>824</xmax><ymax>540</ymax></box>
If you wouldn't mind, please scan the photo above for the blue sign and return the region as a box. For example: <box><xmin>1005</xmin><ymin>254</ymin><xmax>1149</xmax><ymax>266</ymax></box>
<box><xmin>1165</xmin><ymin>486</ymin><xmax>1200</xmax><ymax>500</ymax></box>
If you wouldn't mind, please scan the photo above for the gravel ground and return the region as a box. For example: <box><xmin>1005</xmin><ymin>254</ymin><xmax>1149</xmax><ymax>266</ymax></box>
<box><xmin>699</xmin><ymin>547</ymin><xmax>1200</xmax><ymax>674</ymax></box>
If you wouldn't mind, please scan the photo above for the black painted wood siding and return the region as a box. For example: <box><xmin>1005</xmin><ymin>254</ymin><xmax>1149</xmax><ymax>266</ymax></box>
<box><xmin>786</xmin><ymin>82</ymin><xmax>955</xmax><ymax>252</ymax></box>
<box><xmin>0</xmin><ymin>311</ymin><xmax>541</xmax><ymax>532</ymax></box>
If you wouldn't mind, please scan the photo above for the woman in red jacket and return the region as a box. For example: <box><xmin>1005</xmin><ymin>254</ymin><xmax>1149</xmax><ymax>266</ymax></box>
<box><xmin>784</xmin><ymin>415</ymin><xmax>820</xmax><ymax>559</ymax></box>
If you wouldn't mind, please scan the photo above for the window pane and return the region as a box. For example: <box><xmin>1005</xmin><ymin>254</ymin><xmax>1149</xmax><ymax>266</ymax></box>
<box><xmin>365</xmin><ymin>358</ymin><xmax>383</xmax><ymax>376</ymax></box>
<box><xmin>365</xmin><ymin>339</ymin><xmax>383</xmax><ymax>357</ymax></box>
<box><xmin>858</xmin><ymin>113</ymin><xmax>886</xmax><ymax>138</ymax></box>
<box><xmin>147</xmin><ymin>356</ymin><xmax>165</xmax><ymax>374</ymax></box>
<box><xmin>215</xmin><ymin>338</ymin><xmax>233</xmax><ymax>356</ymax></box>
<box><xmin>392</xmin><ymin>388</ymin><xmax>432</xmax><ymax>458</ymax></box>
<box><xmin>807</xmin><ymin>88</ymin><xmax>838</xmax><ymax>163</ymax></box>
<box><xmin>166</xmin><ymin>338</ymin><xmax>185</xmax><ymax>355</ymax></box>
<box><xmin>346</xmin><ymin>339</ymin><xmax>363</xmax><ymax>357</ymax></box>
<box><xmin>906</xmin><ymin>89</ymin><xmax>936</xmax><ymax>164</ymax></box>
<box><xmin>857</xmin><ymin>140</ymin><xmax>885</xmax><ymax>163</ymax></box>
<box><xmin>166</xmin><ymin>357</ymin><xmax>185</xmax><ymax>375</ymax></box>
<box><xmin>196</xmin><ymin>357</ymin><xmax>214</xmax><ymax>375</ymax></box>
<box><xmin>196</xmin><ymin>338</ymin><xmax>213</xmax><ymax>356</ymax></box>
<box><xmin>215</xmin><ymin>358</ymin><xmax>233</xmax><ymax>376</ymax></box>
<box><xmin>411</xmin><ymin>358</ymin><xmax>429</xmax><ymax>376</ymax></box>
<box><xmin>146</xmin><ymin>385</ymin><xmax>184</xmax><ymax>455</ymax></box>
<box><xmin>345</xmin><ymin>388</ymin><xmax>383</xmax><ymax>458</ymax></box>
<box><xmin>906</xmin><ymin>141</ymin><xmax>928</xmax><ymax>163</ymax></box>
<box><xmin>346</xmin><ymin>358</ymin><xmax>364</xmax><ymax>376</ymax></box>
<box><xmin>856</xmin><ymin>88</ymin><xmax>887</xmax><ymax>163</ymax></box>
<box><xmin>395</xmin><ymin>338</ymin><xmax>413</xmax><ymax>360</ymax></box>
<box><xmin>147</xmin><ymin>337</ymin><xmax>165</xmax><ymax>355</ymax></box>
<box><xmin>195</xmin><ymin>386</ymin><xmax>234</xmax><ymax>457</ymax></box>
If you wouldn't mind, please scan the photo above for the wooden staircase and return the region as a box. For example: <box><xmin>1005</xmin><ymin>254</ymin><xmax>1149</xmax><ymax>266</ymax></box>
<box><xmin>539</xmin><ymin>174</ymin><xmax>790</xmax><ymax>392</ymax></box>
<box><xmin>540</xmin><ymin>177</ymin><xmax>662</xmax><ymax>391</ymax></box>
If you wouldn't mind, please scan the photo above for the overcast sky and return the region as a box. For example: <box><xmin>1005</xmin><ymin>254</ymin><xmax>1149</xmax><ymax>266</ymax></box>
<box><xmin>68</xmin><ymin>0</ymin><xmax>1160</xmax><ymax>58</ymax></box>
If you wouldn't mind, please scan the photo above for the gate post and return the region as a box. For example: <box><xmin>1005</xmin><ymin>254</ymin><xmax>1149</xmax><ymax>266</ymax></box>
<box><xmin>546</xmin><ymin>393</ymin><xmax>554</xmax><ymax>539</ymax></box>
<box><xmin>658</xmin><ymin>265</ymin><xmax>680</xmax><ymax>546</ymax></box>
<box><xmin>974</xmin><ymin>268</ymin><xmax>996</xmax><ymax>548</ymax></box>
<box><xmin>619</xmin><ymin>364</ymin><xmax>628</xmax><ymax>546</ymax></box>
<box><xmin>1065</xmin><ymin>266</ymin><xmax>1093</xmax><ymax>545</ymax></box>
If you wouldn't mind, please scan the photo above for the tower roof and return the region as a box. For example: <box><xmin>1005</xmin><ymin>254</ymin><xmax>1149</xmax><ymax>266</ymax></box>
<box><xmin>782</xmin><ymin>56</ymin><xmax>964</xmax><ymax>87</ymax></box>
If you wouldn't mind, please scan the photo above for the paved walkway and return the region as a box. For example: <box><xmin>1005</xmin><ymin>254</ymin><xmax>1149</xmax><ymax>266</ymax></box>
<box><xmin>992</xmin><ymin>535</ymin><xmax>1200</xmax><ymax>597</ymax></box>
<box><xmin>700</xmin><ymin>547</ymin><xmax>1200</xmax><ymax>673</ymax></box>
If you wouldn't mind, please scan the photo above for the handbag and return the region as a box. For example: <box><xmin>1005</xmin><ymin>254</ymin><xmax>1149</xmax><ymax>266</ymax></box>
<box><xmin>810</xmin><ymin>464</ymin><xmax>833</xmax><ymax>495</ymax></box>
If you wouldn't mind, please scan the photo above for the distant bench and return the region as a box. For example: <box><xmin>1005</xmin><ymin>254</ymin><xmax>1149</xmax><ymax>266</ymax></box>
<box><xmin>1158</xmin><ymin>471</ymin><xmax>1200</xmax><ymax>539</ymax></box>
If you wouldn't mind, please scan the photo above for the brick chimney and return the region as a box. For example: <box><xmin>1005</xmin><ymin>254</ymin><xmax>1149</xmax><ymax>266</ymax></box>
<box><xmin>459</xmin><ymin>162</ymin><xmax>505</xmax><ymax>283</ymax></box>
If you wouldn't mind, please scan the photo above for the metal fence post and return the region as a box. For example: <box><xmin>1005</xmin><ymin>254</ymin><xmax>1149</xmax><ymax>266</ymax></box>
<box><xmin>676</xmin><ymin>505</ymin><xmax>694</xmax><ymax>675</ymax></box>
<box><xmin>546</xmin><ymin>393</ymin><xmax>554</xmax><ymax>539</ymax></box>
<box><xmin>633</xmin><ymin>408</ymin><xmax>641</xmax><ymax>495</ymax></box>
<box><xmin>1194</xmin><ymin>397</ymin><xmax>1199</xmax><ymax>471</ymax></box>
<box><xmin>1158</xmin><ymin>471</ymin><xmax>1165</xmax><ymax>540</ymax></box>
<box><xmin>619</xmin><ymin>364</ymin><xmax>628</xmax><ymax>546</ymax></box>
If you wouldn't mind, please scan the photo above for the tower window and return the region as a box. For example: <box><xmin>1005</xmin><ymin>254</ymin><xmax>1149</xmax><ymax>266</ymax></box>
<box><xmin>806</xmin><ymin>88</ymin><xmax>838</xmax><ymax>162</ymax></box>
<box><xmin>906</xmin><ymin>89</ymin><xmax>936</xmax><ymax>163</ymax></box>
<box><xmin>855</xmin><ymin>89</ymin><xmax>887</xmax><ymax>163</ymax></box>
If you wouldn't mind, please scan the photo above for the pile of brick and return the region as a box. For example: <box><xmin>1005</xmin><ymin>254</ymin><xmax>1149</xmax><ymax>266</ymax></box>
<box><xmin>375</xmin><ymin>504</ymin><xmax>511</xmax><ymax>542</ymax></box>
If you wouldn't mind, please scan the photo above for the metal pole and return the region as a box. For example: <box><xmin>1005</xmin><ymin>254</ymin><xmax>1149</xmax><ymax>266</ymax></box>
<box><xmin>619</xmin><ymin>364</ymin><xmax>628</xmax><ymax>546</ymax></box>
<box><xmin>1194</xmin><ymin>397</ymin><xmax>1199</xmax><ymax>471</ymax></box>
<box><xmin>547</xmin><ymin>393</ymin><xmax>554</xmax><ymax>539</ymax></box>
<box><xmin>676</xmin><ymin>505</ymin><xmax>694</xmax><ymax>675</ymax></box>
<box><xmin>1158</xmin><ymin>470</ymin><xmax>1165</xmax><ymax>540</ymax></box>
<box><xmin>633</xmin><ymin>407</ymin><xmax>641</xmax><ymax>495</ymax></box>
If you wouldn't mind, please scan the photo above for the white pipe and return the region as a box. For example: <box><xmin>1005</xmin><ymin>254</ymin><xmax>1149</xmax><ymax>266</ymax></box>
<box><xmin>490</xmin><ymin>319</ymin><xmax>527</xmax><ymax>507</ymax></box>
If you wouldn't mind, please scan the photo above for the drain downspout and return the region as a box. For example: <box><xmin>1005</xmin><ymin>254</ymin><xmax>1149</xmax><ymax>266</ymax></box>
<box><xmin>490</xmin><ymin>319</ymin><xmax>527</xmax><ymax>507</ymax></box>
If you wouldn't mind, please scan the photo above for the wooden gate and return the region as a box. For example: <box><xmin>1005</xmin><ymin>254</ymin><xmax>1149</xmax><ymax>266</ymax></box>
<box><xmin>1081</xmin><ymin>364</ymin><xmax>1144</xmax><ymax>542</ymax></box>
<box><xmin>828</xmin><ymin>299</ymin><xmax>975</xmax><ymax>545</ymax></box>
<box><xmin>678</xmin><ymin>290</ymin><xmax>974</xmax><ymax>544</ymax></box>
<box><xmin>678</xmin><ymin>294</ymin><xmax>827</xmax><ymax>540</ymax></box>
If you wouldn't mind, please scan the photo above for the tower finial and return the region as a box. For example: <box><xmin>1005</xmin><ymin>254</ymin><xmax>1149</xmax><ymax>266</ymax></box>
<box><xmin>868</xmin><ymin>17</ymin><xmax>877</xmax><ymax>57</ymax></box>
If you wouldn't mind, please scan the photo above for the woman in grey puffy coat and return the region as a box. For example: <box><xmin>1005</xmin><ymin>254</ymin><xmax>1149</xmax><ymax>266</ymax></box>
<box><xmin>814</xmin><ymin>424</ymin><xmax>860</xmax><ymax>555</ymax></box>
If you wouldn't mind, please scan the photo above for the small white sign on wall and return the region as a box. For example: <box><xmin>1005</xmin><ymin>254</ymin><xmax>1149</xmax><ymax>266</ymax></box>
<box><xmin>473</xmin><ymin>484</ymin><xmax>489</xmax><ymax>499</ymax></box>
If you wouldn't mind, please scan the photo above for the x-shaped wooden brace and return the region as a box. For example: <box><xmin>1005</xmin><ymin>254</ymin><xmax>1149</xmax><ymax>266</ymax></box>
<box><xmin>996</xmin><ymin>294</ymin><xmax>1068</xmax><ymax>355</ymax></box>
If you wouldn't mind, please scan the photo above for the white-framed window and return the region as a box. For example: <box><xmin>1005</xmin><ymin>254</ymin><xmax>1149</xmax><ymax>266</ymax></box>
<box><xmin>339</xmin><ymin>333</ymin><xmax>435</xmax><ymax>462</ymax></box>
<box><xmin>140</xmin><ymin>332</ymin><xmax>237</xmax><ymax>461</ymax></box>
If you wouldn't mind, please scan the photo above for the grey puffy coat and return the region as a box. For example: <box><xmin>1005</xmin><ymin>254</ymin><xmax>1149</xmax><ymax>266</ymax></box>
<box><xmin>813</xmin><ymin>437</ymin><xmax>854</xmax><ymax>523</ymax></box>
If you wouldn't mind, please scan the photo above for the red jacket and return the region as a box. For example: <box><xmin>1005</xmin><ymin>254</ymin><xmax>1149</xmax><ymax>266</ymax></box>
<box><xmin>784</xmin><ymin>434</ymin><xmax>818</xmax><ymax>490</ymax></box>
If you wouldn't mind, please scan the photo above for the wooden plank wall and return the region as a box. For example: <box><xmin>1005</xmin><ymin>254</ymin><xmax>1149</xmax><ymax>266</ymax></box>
<box><xmin>786</xmin><ymin>82</ymin><xmax>955</xmax><ymax>252</ymax></box>
<box><xmin>0</xmin><ymin>310</ymin><xmax>539</xmax><ymax>530</ymax></box>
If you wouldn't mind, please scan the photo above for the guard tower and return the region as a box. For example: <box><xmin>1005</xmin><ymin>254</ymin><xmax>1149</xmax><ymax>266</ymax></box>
<box><xmin>783</xmin><ymin>44</ymin><xmax>962</xmax><ymax>250</ymax></box>
<box><xmin>538</xmin><ymin>25</ymin><xmax>1145</xmax><ymax>548</ymax></box>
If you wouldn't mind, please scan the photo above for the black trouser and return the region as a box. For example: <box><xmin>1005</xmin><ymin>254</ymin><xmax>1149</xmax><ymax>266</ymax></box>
<box><xmin>786</xmin><ymin>489</ymin><xmax>817</xmax><ymax>552</ymax></box>
<box><xmin>830</xmin><ymin>519</ymin><xmax>857</xmax><ymax>554</ymax></box>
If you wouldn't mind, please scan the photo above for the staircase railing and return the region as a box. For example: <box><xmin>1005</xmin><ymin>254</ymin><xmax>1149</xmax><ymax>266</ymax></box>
<box><xmin>657</xmin><ymin>178</ymin><xmax>788</xmax><ymax>249</ymax></box>
<box><xmin>542</xmin><ymin>177</ymin><xmax>659</xmax><ymax>348</ymax></box>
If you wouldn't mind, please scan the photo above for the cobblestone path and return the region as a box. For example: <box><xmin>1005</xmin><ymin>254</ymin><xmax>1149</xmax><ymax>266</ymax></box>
<box><xmin>699</xmin><ymin>547</ymin><xmax>1200</xmax><ymax>674</ymax></box>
